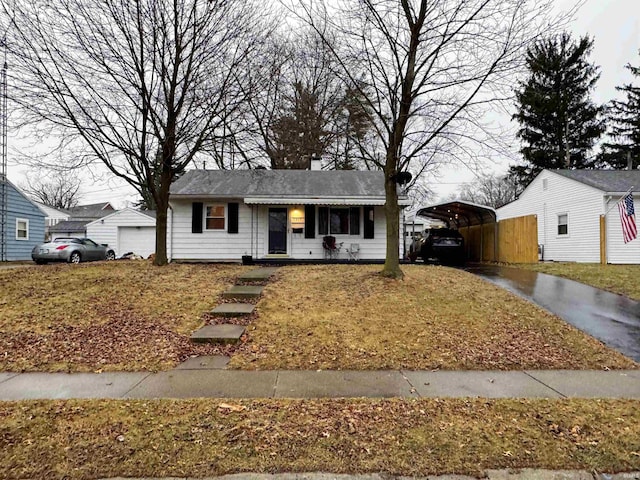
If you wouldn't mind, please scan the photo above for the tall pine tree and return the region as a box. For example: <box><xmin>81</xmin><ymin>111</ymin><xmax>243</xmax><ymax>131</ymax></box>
<box><xmin>599</xmin><ymin>52</ymin><xmax>640</xmax><ymax>169</ymax></box>
<box><xmin>510</xmin><ymin>33</ymin><xmax>605</xmax><ymax>187</ymax></box>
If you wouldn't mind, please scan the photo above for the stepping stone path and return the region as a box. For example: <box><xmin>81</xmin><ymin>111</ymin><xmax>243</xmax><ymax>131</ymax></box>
<box><xmin>211</xmin><ymin>303</ymin><xmax>255</xmax><ymax>316</ymax></box>
<box><xmin>237</xmin><ymin>267</ymin><xmax>279</xmax><ymax>282</ymax></box>
<box><xmin>190</xmin><ymin>324</ymin><xmax>246</xmax><ymax>344</ymax></box>
<box><xmin>183</xmin><ymin>267</ymin><xmax>278</xmax><ymax>365</ymax></box>
<box><xmin>222</xmin><ymin>285</ymin><xmax>264</xmax><ymax>299</ymax></box>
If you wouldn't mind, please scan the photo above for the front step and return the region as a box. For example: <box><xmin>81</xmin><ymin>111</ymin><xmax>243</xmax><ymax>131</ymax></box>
<box><xmin>190</xmin><ymin>324</ymin><xmax>245</xmax><ymax>344</ymax></box>
<box><xmin>211</xmin><ymin>303</ymin><xmax>255</xmax><ymax>317</ymax></box>
<box><xmin>221</xmin><ymin>285</ymin><xmax>264</xmax><ymax>299</ymax></box>
<box><xmin>237</xmin><ymin>267</ymin><xmax>279</xmax><ymax>282</ymax></box>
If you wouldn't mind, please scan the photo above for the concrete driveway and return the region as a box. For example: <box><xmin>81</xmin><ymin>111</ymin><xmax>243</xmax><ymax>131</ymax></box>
<box><xmin>466</xmin><ymin>264</ymin><xmax>640</xmax><ymax>362</ymax></box>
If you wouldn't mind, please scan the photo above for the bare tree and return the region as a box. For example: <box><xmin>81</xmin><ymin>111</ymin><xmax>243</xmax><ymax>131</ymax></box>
<box><xmin>234</xmin><ymin>28</ymin><xmax>372</xmax><ymax>170</ymax></box>
<box><xmin>456</xmin><ymin>173</ymin><xmax>520</xmax><ymax>209</ymax></box>
<box><xmin>3</xmin><ymin>0</ymin><xmax>269</xmax><ymax>265</ymax></box>
<box><xmin>21</xmin><ymin>169</ymin><xmax>82</xmax><ymax>210</ymax></box>
<box><xmin>295</xmin><ymin>0</ymin><xmax>562</xmax><ymax>278</ymax></box>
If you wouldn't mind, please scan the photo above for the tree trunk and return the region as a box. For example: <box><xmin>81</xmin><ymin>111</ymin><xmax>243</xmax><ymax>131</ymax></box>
<box><xmin>381</xmin><ymin>162</ymin><xmax>403</xmax><ymax>279</ymax></box>
<box><xmin>153</xmin><ymin>169</ymin><xmax>172</xmax><ymax>266</ymax></box>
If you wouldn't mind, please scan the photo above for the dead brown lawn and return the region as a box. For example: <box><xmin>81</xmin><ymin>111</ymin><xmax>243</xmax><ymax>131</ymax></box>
<box><xmin>0</xmin><ymin>262</ymin><xmax>248</xmax><ymax>372</ymax></box>
<box><xmin>231</xmin><ymin>265</ymin><xmax>636</xmax><ymax>370</ymax></box>
<box><xmin>1</xmin><ymin>398</ymin><xmax>640</xmax><ymax>479</ymax></box>
<box><xmin>520</xmin><ymin>263</ymin><xmax>640</xmax><ymax>301</ymax></box>
<box><xmin>1</xmin><ymin>262</ymin><xmax>636</xmax><ymax>372</ymax></box>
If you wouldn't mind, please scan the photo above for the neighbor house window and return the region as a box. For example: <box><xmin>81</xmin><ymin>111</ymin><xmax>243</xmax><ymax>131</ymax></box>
<box><xmin>205</xmin><ymin>205</ymin><xmax>225</xmax><ymax>230</ymax></box>
<box><xmin>16</xmin><ymin>218</ymin><xmax>29</xmax><ymax>240</ymax></box>
<box><xmin>557</xmin><ymin>213</ymin><xmax>568</xmax><ymax>236</ymax></box>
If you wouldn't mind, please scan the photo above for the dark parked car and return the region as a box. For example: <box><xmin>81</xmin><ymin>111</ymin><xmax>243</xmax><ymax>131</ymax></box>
<box><xmin>32</xmin><ymin>237</ymin><xmax>116</xmax><ymax>265</ymax></box>
<box><xmin>408</xmin><ymin>227</ymin><xmax>465</xmax><ymax>265</ymax></box>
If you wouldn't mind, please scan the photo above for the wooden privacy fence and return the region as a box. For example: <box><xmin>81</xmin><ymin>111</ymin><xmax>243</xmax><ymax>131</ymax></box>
<box><xmin>460</xmin><ymin>214</ymin><xmax>538</xmax><ymax>263</ymax></box>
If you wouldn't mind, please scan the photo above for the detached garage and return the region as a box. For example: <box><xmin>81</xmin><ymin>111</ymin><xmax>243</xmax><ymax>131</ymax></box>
<box><xmin>86</xmin><ymin>208</ymin><xmax>156</xmax><ymax>258</ymax></box>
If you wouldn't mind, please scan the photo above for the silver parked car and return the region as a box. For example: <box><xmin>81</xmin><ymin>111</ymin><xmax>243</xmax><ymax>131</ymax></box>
<box><xmin>32</xmin><ymin>237</ymin><xmax>116</xmax><ymax>265</ymax></box>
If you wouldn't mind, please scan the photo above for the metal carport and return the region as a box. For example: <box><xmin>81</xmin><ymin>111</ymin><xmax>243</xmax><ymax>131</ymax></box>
<box><xmin>415</xmin><ymin>200</ymin><xmax>497</xmax><ymax>262</ymax></box>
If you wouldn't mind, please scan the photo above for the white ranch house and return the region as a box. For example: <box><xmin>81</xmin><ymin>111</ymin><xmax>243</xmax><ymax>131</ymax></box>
<box><xmin>167</xmin><ymin>169</ymin><xmax>409</xmax><ymax>262</ymax></box>
<box><xmin>497</xmin><ymin>169</ymin><xmax>640</xmax><ymax>264</ymax></box>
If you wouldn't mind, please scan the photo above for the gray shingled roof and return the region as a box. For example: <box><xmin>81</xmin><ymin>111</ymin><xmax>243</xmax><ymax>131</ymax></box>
<box><xmin>66</xmin><ymin>202</ymin><xmax>114</xmax><ymax>219</ymax></box>
<box><xmin>552</xmin><ymin>170</ymin><xmax>640</xmax><ymax>193</ymax></box>
<box><xmin>49</xmin><ymin>220</ymin><xmax>89</xmax><ymax>233</ymax></box>
<box><xmin>170</xmin><ymin>170</ymin><xmax>387</xmax><ymax>198</ymax></box>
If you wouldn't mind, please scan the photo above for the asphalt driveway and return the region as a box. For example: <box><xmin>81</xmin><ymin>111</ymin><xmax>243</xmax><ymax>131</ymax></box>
<box><xmin>466</xmin><ymin>264</ymin><xmax>640</xmax><ymax>362</ymax></box>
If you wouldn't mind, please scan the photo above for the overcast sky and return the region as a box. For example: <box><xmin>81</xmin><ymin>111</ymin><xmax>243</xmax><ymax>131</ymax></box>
<box><xmin>5</xmin><ymin>0</ymin><xmax>640</xmax><ymax>208</ymax></box>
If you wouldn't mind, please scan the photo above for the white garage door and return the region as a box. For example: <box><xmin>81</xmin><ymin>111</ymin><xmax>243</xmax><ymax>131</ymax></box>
<box><xmin>118</xmin><ymin>226</ymin><xmax>156</xmax><ymax>258</ymax></box>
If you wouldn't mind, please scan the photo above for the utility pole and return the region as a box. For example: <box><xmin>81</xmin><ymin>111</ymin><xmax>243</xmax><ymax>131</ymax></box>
<box><xmin>0</xmin><ymin>41</ymin><xmax>8</xmax><ymax>262</ymax></box>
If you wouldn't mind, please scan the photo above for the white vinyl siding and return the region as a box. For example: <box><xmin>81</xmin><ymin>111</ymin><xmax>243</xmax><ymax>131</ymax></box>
<box><xmin>497</xmin><ymin>170</ymin><xmax>603</xmax><ymax>263</ymax></box>
<box><xmin>169</xmin><ymin>201</ymin><xmax>397</xmax><ymax>261</ymax></box>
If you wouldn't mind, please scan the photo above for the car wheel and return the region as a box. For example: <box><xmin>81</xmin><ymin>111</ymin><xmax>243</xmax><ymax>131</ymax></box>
<box><xmin>106</xmin><ymin>251</ymin><xmax>116</xmax><ymax>261</ymax></box>
<box><xmin>69</xmin><ymin>252</ymin><xmax>81</xmax><ymax>264</ymax></box>
<box><xmin>35</xmin><ymin>260</ymin><xmax>47</xmax><ymax>265</ymax></box>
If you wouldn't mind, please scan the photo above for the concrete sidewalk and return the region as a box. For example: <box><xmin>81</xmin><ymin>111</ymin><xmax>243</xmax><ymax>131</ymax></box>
<box><xmin>96</xmin><ymin>472</ymin><xmax>640</xmax><ymax>480</ymax></box>
<box><xmin>2</xmin><ymin>369</ymin><xmax>640</xmax><ymax>400</ymax></box>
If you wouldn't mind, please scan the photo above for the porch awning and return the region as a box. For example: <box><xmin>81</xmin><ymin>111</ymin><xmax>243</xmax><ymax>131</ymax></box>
<box><xmin>244</xmin><ymin>196</ymin><xmax>411</xmax><ymax>206</ymax></box>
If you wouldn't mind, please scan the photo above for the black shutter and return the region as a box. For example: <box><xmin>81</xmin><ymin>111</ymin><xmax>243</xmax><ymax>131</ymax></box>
<box><xmin>304</xmin><ymin>205</ymin><xmax>315</xmax><ymax>238</ymax></box>
<box><xmin>192</xmin><ymin>202</ymin><xmax>203</xmax><ymax>234</ymax></box>
<box><xmin>363</xmin><ymin>206</ymin><xmax>374</xmax><ymax>239</ymax></box>
<box><xmin>349</xmin><ymin>207</ymin><xmax>360</xmax><ymax>235</ymax></box>
<box><xmin>227</xmin><ymin>203</ymin><xmax>239</xmax><ymax>234</ymax></box>
<box><xmin>318</xmin><ymin>207</ymin><xmax>329</xmax><ymax>235</ymax></box>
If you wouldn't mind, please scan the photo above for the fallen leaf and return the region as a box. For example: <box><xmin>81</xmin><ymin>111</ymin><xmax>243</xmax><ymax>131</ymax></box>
<box><xmin>218</xmin><ymin>403</ymin><xmax>246</xmax><ymax>413</ymax></box>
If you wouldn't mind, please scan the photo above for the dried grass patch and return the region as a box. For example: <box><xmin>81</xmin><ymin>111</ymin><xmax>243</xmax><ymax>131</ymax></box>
<box><xmin>230</xmin><ymin>265</ymin><xmax>636</xmax><ymax>370</ymax></box>
<box><xmin>0</xmin><ymin>262</ymin><xmax>247</xmax><ymax>371</ymax></box>
<box><xmin>1</xmin><ymin>398</ymin><xmax>639</xmax><ymax>479</ymax></box>
<box><xmin>520</xmin><ymin>263</ymin><xmax>640</xmax><ymax>301</ymax></box>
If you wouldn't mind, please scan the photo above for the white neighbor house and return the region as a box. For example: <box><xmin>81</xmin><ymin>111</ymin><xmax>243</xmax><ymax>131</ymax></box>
<box><xmin>167</xmin><ymin>168</ymin><xmax>410</xmax><ymax>262</ymax></box>
<box><xmin>86</xmin><ymin>208</ymin><xmax>157</xmax><ymax>258</ymax></box>
<box><xmin>497</xmin><ymin>169</ymin><xmax>640</xmax><ymax>264</ymax></box>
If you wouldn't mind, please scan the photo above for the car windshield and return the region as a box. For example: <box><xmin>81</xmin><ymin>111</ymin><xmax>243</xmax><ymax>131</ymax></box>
<box><xmin>53</xmin><ymin>238</ymin><xmax>82</xmax><ymax>244</ymax></box>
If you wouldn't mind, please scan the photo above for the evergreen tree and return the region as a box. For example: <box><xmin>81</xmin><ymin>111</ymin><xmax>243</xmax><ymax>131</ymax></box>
<box><xmin>599</xmin><ymin>52</ymin><xmax>640</xmax><ymax>169</ymax></box>
<box><xmin>510</xmin><ymin>33</ymin><xmax>605</xmax><ymax>187</ymax></box>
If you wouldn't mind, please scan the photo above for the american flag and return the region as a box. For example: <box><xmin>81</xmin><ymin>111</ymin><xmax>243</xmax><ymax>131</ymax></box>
<box><xmin>618</xmin><ymin>193</ymin><xmax>637</xmax><ymax>244</ymax></box>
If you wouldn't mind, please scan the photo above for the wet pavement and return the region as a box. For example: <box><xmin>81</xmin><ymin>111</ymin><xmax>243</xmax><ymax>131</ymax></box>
<box><xmin>466</xmin><ymin>265</ymin><xmax>640</xmax><ymax>362</ymax></box>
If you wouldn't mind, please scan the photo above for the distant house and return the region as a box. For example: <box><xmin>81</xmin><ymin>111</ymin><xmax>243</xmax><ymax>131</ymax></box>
<box><xmin>86</xmin><ymin>208</ymin><xmax>156</xmax><ymax>258</ymax></box>
<box><xmin>167</xmin><ymin>168</ymin><xmax>410</xmax><ymax>262</ymax></box>
<box><xmin>497</xmin><ymin>169</ymin><xmax>640</xmax><ymax>264</ymax></box>
<box><xmin>36</xmin><ymin>203</ymin><xmax>70</xmax><ymax>241</ymax></box>
<box><xmin>0</xmin><ymin>179</ymin><xmax>46</xmax><ymax>261</ymax></box>
<box><xmin>49</xmin><ymin>202</ymin><xmax>115</xmax><ymax>240</ymax></box>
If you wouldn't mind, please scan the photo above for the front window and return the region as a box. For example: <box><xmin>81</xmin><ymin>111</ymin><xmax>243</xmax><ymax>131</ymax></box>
<box><xmin>557</xmin><ymin>213</ymin><xmax>568</xmax><ymax>235</ymax></box>
<box><xmin>206</xmin><ymin>205</ymin><xmax>225</xmax><ymax>230</ymax></box>
<box><xmin>319</xmin><ymin>207</ymin><xmax>360</xmax><ymax>235</ymax></box>
<box><xmin>16</xmin><ymin>219</ymin><xmax>29</xmax><ymax>240</ymax></box>
<box><xmin>330</xmin><ymin>208</ymin><xmax>350</xmax><ymax>234</ymax></box>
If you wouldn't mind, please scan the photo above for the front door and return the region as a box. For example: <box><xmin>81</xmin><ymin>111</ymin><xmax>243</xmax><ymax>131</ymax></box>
<box><xmin>268</xmin><ymin>208</ymin><xmax>288</xmax><ymax>254</ymax></box>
